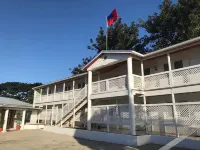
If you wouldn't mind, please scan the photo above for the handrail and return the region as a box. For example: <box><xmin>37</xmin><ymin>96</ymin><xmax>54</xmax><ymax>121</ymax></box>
<box><xmin>172</xmin><ymin>64</ymin><xmax>200</xmax><ymax>72</ymax></box>
<box><xmin>92</xmin><ymin>75</ymin><xmax>127</xmax><ymax>84</ymax></box>
<box><xmin>56</xmin><ymin>85</ymin><xmax>87</xmax><ymax>124</ymax></box>
<box><xmin>144</xmin><ymin>71</ymin><xmax>169</xmax><ymax>78</ymax></box>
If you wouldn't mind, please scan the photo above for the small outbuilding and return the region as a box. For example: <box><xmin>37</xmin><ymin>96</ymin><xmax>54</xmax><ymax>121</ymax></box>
<box><xmin>0</xmin><ymin>97</ymin><xmax>39</xmax><ymax>132</ymax></box>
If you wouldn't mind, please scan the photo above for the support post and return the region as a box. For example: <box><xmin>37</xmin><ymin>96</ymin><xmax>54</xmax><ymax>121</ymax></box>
<box><xmin>63</xmin><ymin>82</ymin><xmax>65</xmax><ymax>99</ymax></box>
<box><xmin>3</xmin><ymin>109</ymin><xmax>9</xmax><ymax>132</ymax></box>
<box><xmin>127</xmin><ymin>57</ymin><xmax>135</xmax><ymax>135</ymax></box>
<box><xmin>40</xmin><ymin>88</ymin><xmax>42</xmax><ymax>102</ymax></box>
<box><xmin>61</xmin><ymin>103</ymin><xmax>64</xmax><ymax>127</ymax></box>
<box><xmin>21</xmin><ymin>110</ymin><xmax>26</xmax><ymax>130</ymax></box>
<box><xmin>87</xmin><ymin>70</ymin><xmax>92</xmax><ymax>130</ymax></box>
<box><xmin>167</xmin><ymin>53</ymin><xmax>179</xmax><ymax>137</ymax></box>
<box><xmin>54</xmin><ymin>85</ymin><xmax>56</xmax><ymax>101</ymax></box>
<box><xmin>45</xmin><ymin>105</ymin><xmax>47</xmax><ymax>125</ymax></box>
<box><xmin>51</xmin><ymin>106</ymin><xmax>54</xmax><ymax>126</ymax></box>
<box><xmin>141</xmin><ymin>60</ymin><xmax>148</xmax><ymax>133</ymax></box>
<box><xmin>72</xmin><ymin>80</ymin><xmax>75</xmax><ymax>128</ymax></box>
<box><xmin>106</xmin><ymin>106</ymin><xmax>110</xmax><ymax>132</ymax></box>
<box><xmin>47</xmin><ymin>87</ymin><xmax>49</xmax><ymax>102</ymax></box>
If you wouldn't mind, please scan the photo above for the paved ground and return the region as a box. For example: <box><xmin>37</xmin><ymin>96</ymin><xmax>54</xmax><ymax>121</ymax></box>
<box><xmin>0</xmin><ymin>130</ymin><xmax>190</xmax><ymax>150</ymax></box>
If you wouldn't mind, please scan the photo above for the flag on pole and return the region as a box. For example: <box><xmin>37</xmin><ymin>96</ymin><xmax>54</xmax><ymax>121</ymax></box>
<box><xmin>107</xmin><ymin>9</ymin><xmax>118</xmax><ymax>26</ymax></box>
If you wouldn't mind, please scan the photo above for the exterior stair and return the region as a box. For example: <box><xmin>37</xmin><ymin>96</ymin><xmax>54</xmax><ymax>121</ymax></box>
<box><xmin>56</xmin><ymin>86</ymin><xmax>87</xmax><ymax>126</ymax></box>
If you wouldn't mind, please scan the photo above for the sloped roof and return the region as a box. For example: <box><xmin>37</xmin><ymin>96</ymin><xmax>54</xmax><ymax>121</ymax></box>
<box><xmin>0</xmin><ymin>97</ymin><xmax>34</xmax><ymax>109</ymax></box>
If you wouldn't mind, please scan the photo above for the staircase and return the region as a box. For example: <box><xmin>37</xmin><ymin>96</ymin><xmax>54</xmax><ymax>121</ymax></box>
<box><xmin>56</xmin><ymin>86</ymin><xmax>87</xmax><ymax>127</ymax></box>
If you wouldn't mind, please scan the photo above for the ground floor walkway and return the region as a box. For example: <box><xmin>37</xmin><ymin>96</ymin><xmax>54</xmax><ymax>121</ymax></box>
<box><xmin>0</xmin><ymin>130</ymin><xmax>189</xmax><ymax>150</ymax></box>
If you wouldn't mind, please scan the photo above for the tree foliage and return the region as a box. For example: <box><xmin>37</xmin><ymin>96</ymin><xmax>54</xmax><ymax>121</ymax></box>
<box><xmin>140</xmin><ymin>0</ymin><xmax>200</xmax><ymax>51</ymax></box>
<box><xmin>0</xmin><ymin>82</ymin><xmax>42</xmax><ymax>104</ymax></box>
<box><xmin>71</xmin><ymin>19</ymin><xmax>144</xmax><ymax>75</ymax></box>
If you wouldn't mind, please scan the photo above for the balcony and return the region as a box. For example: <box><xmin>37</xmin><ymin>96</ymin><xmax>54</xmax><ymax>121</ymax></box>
<box><xmin>91</xmin><ymin>74</ymin><xmax>143</xmax><ymax>95</ymax></box>
<box><xmin>144</xmin><ymin>64</ymin><xmax>200</xmax><ymax>90</ymax></box>
<box><xmin>34</xmin><ymin>89</ymin><xmax>81</xmax><ymax>104</ymax></box>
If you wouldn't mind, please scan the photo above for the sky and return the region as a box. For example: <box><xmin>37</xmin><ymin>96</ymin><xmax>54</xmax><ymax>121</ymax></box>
<box><xmin>0</xmin><ymin>0</ymin><xmax>167</xmax><ymax>84</ymax></box>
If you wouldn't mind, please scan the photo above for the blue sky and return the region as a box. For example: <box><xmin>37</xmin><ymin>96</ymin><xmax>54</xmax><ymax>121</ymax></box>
<box><xmin>0</xmin><ymin>0</ymin><xmax>166</xmax><ymax>84</ymax></box>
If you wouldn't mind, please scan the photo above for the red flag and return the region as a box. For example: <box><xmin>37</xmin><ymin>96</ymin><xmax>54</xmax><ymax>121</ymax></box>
<box><xmin>107</xmin><ymin>9</ymin><xmax>118</xmax><ymax>26</ymax></box>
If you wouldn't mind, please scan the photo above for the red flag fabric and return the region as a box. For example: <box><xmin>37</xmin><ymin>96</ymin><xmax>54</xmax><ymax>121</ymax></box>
<box><xmin>107</xmin><ymin>9</ymin><xmax>118</xmax><ymax>26</ymax></box>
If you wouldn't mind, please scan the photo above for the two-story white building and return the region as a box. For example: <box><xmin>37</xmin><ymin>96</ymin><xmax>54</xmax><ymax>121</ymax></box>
<box><xmin>32</xmin><ymin>37</ymin><xmax>200</xmax><ymax>138</ymax></box>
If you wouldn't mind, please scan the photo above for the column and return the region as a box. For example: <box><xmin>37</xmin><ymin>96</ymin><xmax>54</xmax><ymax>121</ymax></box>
<box><xmin>47</xmin><ymin>87</ymin><xmax>49</xmax><ymax>102</ymax></box>
<box><xmin>127</xmin><ymin>57</ymin><xmax>135</xmax><ymax>135</ymax></box>
<box><xmin>51</xmin><ymin>106</ymin><xmax>54</xmax><ymax>126</ymax></box>
<box><xmin>72</xmin><ymin>80</ymin><xmax>75</xmax><ymax>128</ymax></box>
<box><xmin>45</xmin><ymin>105</ymin><xmax>47</xmax><ymax>124</ymax></box>
<box><xmin>167</xmin><ymin>53</ymin><xmax>179</xmax><ymax>137</ymax></box>
<box><xmin>53</xmin><ymin>85</ymin><xmax>56</xmax><ymax>101</ymax></box>
<box><xmin>141</xmin><ymin>60</ymin><xmax>148</xmax><ymax>133</ymax></box>
<box><xmin>40</xmin><ymin>89</ymin><xmax>42</xmax><ymax>102</ymax></box>
<box><xmin>61</xmin><ymin>103</ymin><xmax>64</xmax><ymax>127</ymax></box>
<box><xmin>87</xmin><ymin>70</ymin><xmax>92</xmax><ymax>130</ymax></box>
<box><xmin>63</xmin><ymin>82</ymin><xmax>65</xmax><ymax>99</ymax></box>
<box><xmin>21</xmin><ymin>110</ymin><xmax>26</xmax><ymax>130</ymax></box>
<box><xmin>3</xmin><ymin>109</ymin><xmax>9</xmax><ymax>132</ymax></box>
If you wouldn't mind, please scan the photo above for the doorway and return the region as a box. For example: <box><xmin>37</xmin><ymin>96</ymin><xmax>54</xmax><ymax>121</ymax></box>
<box><xmin>7</xmin><ymin>110</ymin><xmax>16</xmax><ymax>129</ymax></box>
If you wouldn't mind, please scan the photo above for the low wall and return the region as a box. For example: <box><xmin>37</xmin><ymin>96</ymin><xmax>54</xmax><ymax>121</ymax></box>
<box><xmin>43</xmin><ymin>126</ymin><xmax>200</xmax><ymax>149</ymax></box>
<box><xmin>24</xmin><ymin>124</ymin><xmax>44</xmax><ymax>130</ymax></box>
<box><xmin>43</xmin><ymin>126</ymin><xmax>151</xmax><ymax>146</ymax></box>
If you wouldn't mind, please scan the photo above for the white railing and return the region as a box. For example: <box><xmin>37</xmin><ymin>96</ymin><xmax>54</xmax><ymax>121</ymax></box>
<box><xmin>57</xmin><ymin>86</ymin><xmax>87</xmax><ymax>124</ymax></box>
<box><xmin>34</xmin><ymin>96</ymin><xmax>40</xmax><ymax>103</ymax></box>
<box><xmin>172</xmin><ymin>64</ymin><xmax>200</xmax><ymax>86</ymax></box>
<box><xmin>144</xmin><ymin>71</ymin><xmax>170</xmax><ymax>90</ymax></box>
<box><xmin>92</xmin><ymin>75</ymin><xmax>127</xmax><ymax>94</ymax></box>
<box><xmin>133</xmin><ymin>75</ymin><xmax>142</xmax><ymax>89</ymax></box>
<box><xmin>54</xmin><ymin>92</ymin><xmax>63</xmax><ymax>101</ymax></box>
<box><xmin>91</xmin><ymin>104</ymin><xmax>129</xmax><ymax>125</ymax></box>
<box><xmin>63</xmin><ymin>90</ymin><xmax>73</xmax><ymax>100</ymax></box>
<box><xmin>48</xmin><ymin>94</ymin><xmax>54</xmax><ymax>102</ymax></box>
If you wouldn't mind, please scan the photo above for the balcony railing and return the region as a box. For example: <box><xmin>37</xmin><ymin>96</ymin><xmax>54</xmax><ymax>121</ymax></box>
<box><xmin>172</xmin><ymin>64</ymin><xmax>200</xmax><ymax>86</ymax></box>
<box><xmin>92</xmin><ymin>75</ymin><xmax>127</xmax><ymax>94</ymax></box>
<box><xmin>144</xmin><ymin>64</ymin><xmax>200</xmax><ymax>90</ymax></box>
<box><xmin>144</xmin><ymin>71</ymin><xmax>170</xmax><ymax>90</ymax></box>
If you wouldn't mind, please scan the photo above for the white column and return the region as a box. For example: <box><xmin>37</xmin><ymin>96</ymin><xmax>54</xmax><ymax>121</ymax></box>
<box><xmin>141</xmin><ymin>60</ymin><xmax>148</xmax><ymax>133</ymax></box>
<box><xmin>3</xmin><ymin>109</ymin><xmax>9</xmax><ymax>132</ymax></box>
<box><xmin>63</xmin><ymin>82</ymin><xmax>65</xmax><ymax>99</ymax></box>
<box><xmin>51</xmin><ymin>106</ymin><xmax>54</xmax><ymax>126</ymax></box>
<box><xmin>127</xmin><ymin>57</ymin><xmax>135</xmax><ymax>135</ymax></box>
<box><xmin>33</xmin><ymin>90</ymin><xmax>36</xmax><ymax>107</ymax></box>
<box><xmin>45</xmin><ymin>105</ymin><xmax>47</xmax><ymax>124</ymax></box>
<box><xmin>87</xmin><ymin>70</ymin><xmax>92</xmax><ymax>130</ymax></box>
<box><xmin>167</xmin><ymin>53</ymin><xmax>179</xmax><ymax>137</ymax></box>
<box><xmin>40</xmin><ymin>89</ymin><xmax>42</xmax><ymax>102</ymax></box>
<box><xmin>61</xmin><ymin>103</ymin><xmax>64</xmax><ymax>127</ymax></box>
<box><xmin>106</xmin><ymin>106</ymin><xmax>110</xmax><ymax>132</ymax></box>
<box><xmin>53</xmin><ymin>85</ymin><xmax>56</xmax><ymax>101</ymax></box>
<box><xmin>72</xmin><ymin>80</ymin><xmax>75</xmax><ymax>128</ymax></box>
<box><xmin>37</xmin><ymin>110</ymin><xmax>40</xmax><ymax>124</ymax></box>
<box><xmin>21</xmin><ymin>110</ymin><xmax>26</xmax><ymax>130</ymax></box>
<box><xmin>47</xmin><ymin>87</ymin><xmax>49</xmax><ymax>102</ymax></box>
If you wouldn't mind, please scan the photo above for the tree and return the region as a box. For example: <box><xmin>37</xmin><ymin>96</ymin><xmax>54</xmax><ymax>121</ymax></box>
<box><xmin>140</xmin><ymin>0</ymin><xmax>200</xmax><ymax>51</ymax></box>
<box><xmin>71</xmin><ymin>19</ymin><xmax>144</xmax><ymax>75</ymax></box>
<box><xmin>0</xmin><ymin>82</ymin><xmax>42</xmax><ymax>104</ymax></box>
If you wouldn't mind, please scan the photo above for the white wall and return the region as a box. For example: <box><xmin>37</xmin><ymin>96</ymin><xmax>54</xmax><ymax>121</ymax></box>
<box><xmin>30</xmin><ymin>110</ymin><xmax>38</xmax><ymax>124</ymax></box>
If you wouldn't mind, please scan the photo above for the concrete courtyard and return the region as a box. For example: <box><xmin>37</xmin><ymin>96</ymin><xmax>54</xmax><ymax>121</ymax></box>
<box><xmin>0</xmin><ymin>130</ymin><xmax>190</xmax><ymax>150</ymax></box>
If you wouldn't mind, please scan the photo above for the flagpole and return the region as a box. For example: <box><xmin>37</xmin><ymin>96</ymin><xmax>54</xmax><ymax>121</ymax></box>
<box><xmin>106</xmin><ymin>16</ymin><xmax>108</xmax><ymax>50</ymax></box>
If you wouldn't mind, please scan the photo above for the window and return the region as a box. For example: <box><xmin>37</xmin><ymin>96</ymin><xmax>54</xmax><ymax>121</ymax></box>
<box><xmin>78</xmin><ymin>84</ymin><xmax>82</xmax><ymax>89</ymax></box>
<box><xmin>174</xmin><ymin>60</ymin><xmax>183</xmax><ymax>69</ymax></box>
<box><xmin>65</xmin><ymin>85</ymin><xmax>71</xmax><ymax>91</ymax></box>
<box><xmin>163</xmin><ymin>64</ymin><xmax>169</xmax><ymax>71</ymax></box>
<box><xmin>144</xmin><ymin>68</ymin><xmax>150</xmax><ymax>75</ymax></box>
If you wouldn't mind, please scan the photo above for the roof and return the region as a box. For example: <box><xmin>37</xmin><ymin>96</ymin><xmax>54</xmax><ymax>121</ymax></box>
<box><xmin>33</xmin><ymin>36</ymin><xmax>200</xmax><ymax>90</ymax></box>
<box><xmin>33</xmin><ymin>72</ymin><xmax>87</xmax><ymax>90</ymax></box>
<box><xmin>0</xmin><ymin>97</ymin><xmax>36</xmax><ymax>109</ymax></box>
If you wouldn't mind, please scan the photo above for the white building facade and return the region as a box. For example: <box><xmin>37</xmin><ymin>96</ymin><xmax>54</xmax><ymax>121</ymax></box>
<box><xmin>32</xmin><ymin>37</ymin><xmax>200</xmax><ymax>137</ymax></box>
